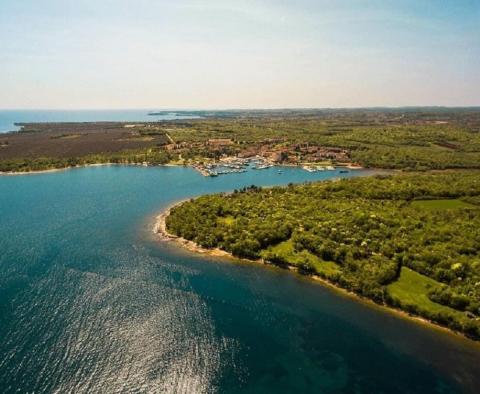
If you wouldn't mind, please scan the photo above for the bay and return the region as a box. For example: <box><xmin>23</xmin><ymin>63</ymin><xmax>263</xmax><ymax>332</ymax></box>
<box><xmin>0</xmin><ymin>166</ymin><xmax>479</xmax><ymax>393</ymax></box>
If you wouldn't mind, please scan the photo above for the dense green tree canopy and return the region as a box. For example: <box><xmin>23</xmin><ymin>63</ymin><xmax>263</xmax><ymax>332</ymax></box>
<box><xmin>166</xmin><ymin>172</ymin><xmax>480</xmax><ymax>339</ymax></box>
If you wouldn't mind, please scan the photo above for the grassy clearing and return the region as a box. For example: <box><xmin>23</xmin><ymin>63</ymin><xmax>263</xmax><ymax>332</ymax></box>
<box><xmin>261</xmin><ymin>240</ymin><xmax>342</xmax><ymax>277</ymax></box>
<box><xmin>311</xmin><ymin>259</ymin><xmax>342</xmax><ymax>277</ymax></box>
<box><xmin>263</xmin><ymin>240</ymin><xmax>303</xmax><ymax>264</ymax></box>
<box><xmin>411</xmin><ymin>199</ymin><xmax>476</xmax><ymax>210</ymax></box>
<box><xmin>387</xmin><ymin>267</ymin><xmax>464</xmax><ymax>318</ymax></box>
<box><xmin>218</xmin><ymin>216</ymin><xmax>236</xmax><ymax>226</ymax></box>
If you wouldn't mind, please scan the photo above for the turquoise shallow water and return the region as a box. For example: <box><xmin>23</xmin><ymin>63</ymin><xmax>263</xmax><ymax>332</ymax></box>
<box><xmin>0</xmin><ymin>166</ymin><xmax>479</xmax><ymax>393</ymax></box>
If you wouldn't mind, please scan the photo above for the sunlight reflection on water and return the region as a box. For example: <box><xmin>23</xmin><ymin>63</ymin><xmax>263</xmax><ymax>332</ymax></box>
<box><xmin>0</xmin><ymin>166</ymin><xmax>478</xmax><ymax>394</ymax></box>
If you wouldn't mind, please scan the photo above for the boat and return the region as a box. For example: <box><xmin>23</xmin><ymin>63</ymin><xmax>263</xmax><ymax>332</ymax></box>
<box><xmin>326</xmin><ymin>166</ymin><xmax>335</xmax><ymax>170</ymax></box>
<box><xmin>255</xmin><ymin>164</ymin><xmax>273</xmax><ymax>170</ymax></box>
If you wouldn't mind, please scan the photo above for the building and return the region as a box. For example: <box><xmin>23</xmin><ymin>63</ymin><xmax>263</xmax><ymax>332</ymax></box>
<box><xmin>207</xmin><ymin>138</ymin><xmax>233</xmax><ymax>147</ymax></box>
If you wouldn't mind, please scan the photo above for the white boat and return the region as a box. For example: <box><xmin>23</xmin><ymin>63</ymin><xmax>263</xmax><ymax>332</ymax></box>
<box><xmin>255</xmin><ymin>164</ymin><xmax>272</xmax><ymax>170</ymax></box>
<box><xmin>326</xmin><ymin>166</ymin><xmax>335</xmax><ymax>170</ymax></box>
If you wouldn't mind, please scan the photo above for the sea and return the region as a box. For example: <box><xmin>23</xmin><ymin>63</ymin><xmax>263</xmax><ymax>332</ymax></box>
<box><xmin>1</xmin><ymin>165</ymin><xmax>479</xmax><ymax>393</ymax></box>
<box><xmin>0</xmin><ymin>109</ymin><xmax>199</xmax><ymax>133</ymax></box>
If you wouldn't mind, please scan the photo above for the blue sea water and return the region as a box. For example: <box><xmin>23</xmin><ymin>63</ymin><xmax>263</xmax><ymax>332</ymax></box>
<box><xmin>0</xmin><ymin>109</ymin><xmax>198</xmax><ymax>133</ymax></box>
<box><xmin>0</xmin><ymin>166</ymin><xmax>479</xmax><ymax>393</ymax></box>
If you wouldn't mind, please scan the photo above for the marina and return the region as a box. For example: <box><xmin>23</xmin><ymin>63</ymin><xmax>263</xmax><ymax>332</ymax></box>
<box><xmin>302</xmin><ymin>165</ymin><xmax>337</xmax><ymax>172</ymax></box>
<box><xmin>194</xmin><ymin>156</ymin><xmax>276</xmax><ymax>177</ymax></box>
<box><xmin>194</xmin><ymin>159</ymin><xmax>344</xmax><ymax>177</ymax></box>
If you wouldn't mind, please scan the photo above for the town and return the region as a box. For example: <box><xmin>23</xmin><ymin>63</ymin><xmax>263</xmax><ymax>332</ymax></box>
<box><xmin>163</xmin><ymin>137</ymin><xmax>356</xmax><ymax>176</ymax></box>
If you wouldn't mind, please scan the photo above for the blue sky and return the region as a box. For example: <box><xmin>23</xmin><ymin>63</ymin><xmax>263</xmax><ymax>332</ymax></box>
<box><xmin>0</xmin><ymin>0</ymin><xmax>479</xmax><ymax>109</ymax></box>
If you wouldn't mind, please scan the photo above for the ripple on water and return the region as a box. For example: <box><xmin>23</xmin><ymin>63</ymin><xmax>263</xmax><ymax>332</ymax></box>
<box><xmin>0</xmin><ymin>246</ymin><xmax>238</xmax><ymax>393</ymax></box>
<box><xmin>0</xmin><ymin>166</ymin><xmax>478</xmax><ymax>394</ymax></box>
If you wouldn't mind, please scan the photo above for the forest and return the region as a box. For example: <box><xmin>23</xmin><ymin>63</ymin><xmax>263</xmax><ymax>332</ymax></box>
<box><xmin>0</xmin><ymin>148</ymin><xmax>173</xmax><ymax>172</ymax></box>
<box><xmin>166</xmin><ymin>117</ymin><xmax>480</xmax><ymax>170</ymax></box>
<box><xmin>166</xmin><ymin>171</ymin><xmax>480</xmax><ymax>339</ymax></box>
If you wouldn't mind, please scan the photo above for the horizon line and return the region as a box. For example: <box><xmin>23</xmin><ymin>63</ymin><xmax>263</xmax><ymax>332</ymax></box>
<box><xmin>1</xmin><ymin>105</ymin><xmax>480</xmax><ymax>111</ymax></box>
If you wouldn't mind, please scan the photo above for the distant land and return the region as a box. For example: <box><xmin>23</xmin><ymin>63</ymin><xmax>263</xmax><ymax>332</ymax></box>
<box><xmin>147</xmin><ymin>106</ymin><xmax>480</xmax><ymax>119</ymax></box>
<box><xmin>1</xmin><ymin>107</ymin><xmax>480</xmax><ymax>173</ymax></box>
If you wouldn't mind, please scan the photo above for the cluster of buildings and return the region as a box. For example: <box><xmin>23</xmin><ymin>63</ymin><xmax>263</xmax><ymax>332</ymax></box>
<box><xmin>238</xmin><ymin>142</ymin><xmax>351</xmax><ymax>165</ymax></box>
<box><xmin>164</xmin><ymin>138</ymin><xmax>234</xmax><ymax>152</ymax></box>
<box><xmin>162</xmin><ymin>138</ymin><xmax>352</xmax><ymax>166</ymax></box>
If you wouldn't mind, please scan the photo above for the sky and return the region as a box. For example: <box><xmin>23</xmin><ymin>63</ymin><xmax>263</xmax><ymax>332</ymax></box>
<box><xmin>0</xmin><ymin>0</ymin><xmax>479</xmax><ymax>109</ymax></box>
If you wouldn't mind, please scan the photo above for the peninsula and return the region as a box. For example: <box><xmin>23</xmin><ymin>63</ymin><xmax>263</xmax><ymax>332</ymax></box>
<box><xmin>162</xmin><ymin>171</ymin><xmax>480</xmax><ymax>340</ymax></box>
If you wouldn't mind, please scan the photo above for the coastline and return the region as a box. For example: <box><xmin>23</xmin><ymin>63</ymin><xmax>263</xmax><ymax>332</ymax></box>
<box><xmin>0</xmin><ymin>156</ymin><xmax>367</xmax><ymax>177</ymax></box>
<box><xmin>0</xmin><ymin>162</ymin><xmax>116</xmax><ymax>176</ymax></box>
<box><xmin>4</xmin><ymin>161</ymin><xmax>476</xmax><ymax>341</ymax></box>
<box><xmin>153</xmin><ymin>200</ymin><xmax>477</xmax><ymax>342</ymax></box>
<box><xmin>154</xmin><ymin>200</ymin><xmax>233</xmax><ymax>258</ymax></box>
<box><xmin>0</xmin><ymin>162</ymin><xmax>184</xmax><ymax>176</ymax></box>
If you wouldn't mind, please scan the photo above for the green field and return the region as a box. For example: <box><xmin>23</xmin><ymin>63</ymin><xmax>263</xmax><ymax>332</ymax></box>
<box><xmin>261</xmin><ymin>240</ymin><xmax>342</xmax><ymax>277</ymax></box>
<box><xmin>387</xmin><ymin>267</ymin><xmax>463</xmax><ymax>316</ymax></box>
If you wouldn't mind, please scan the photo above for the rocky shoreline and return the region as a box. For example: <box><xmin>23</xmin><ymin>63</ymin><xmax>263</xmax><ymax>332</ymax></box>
<box><xmin>153</xmin><ymin>200</ymin><xmax>478</xmax><ymax>342</ymax></box>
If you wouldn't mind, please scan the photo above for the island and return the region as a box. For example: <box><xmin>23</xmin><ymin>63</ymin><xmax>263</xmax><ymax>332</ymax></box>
<box><xmin>161</xmin><ymin>171</ymin><xmax>480</xmax><ymax>340</ymax></box>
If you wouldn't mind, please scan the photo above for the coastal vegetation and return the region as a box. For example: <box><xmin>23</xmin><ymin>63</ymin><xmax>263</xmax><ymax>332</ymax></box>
<box><xmin>165</xmin><ymin>171</ymin><xmax>480</xmax><ymax>339</ymax></box>
<box><xmin>1</xmin><ymin>108</ymin><xmax>480</xmax><ymax>172</ymax></box>
<box><xmin>0</xmin><ymin>149</ymin><xmax>173</xmax><ymax>172</ymax></box>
